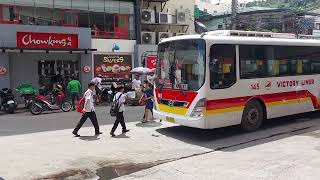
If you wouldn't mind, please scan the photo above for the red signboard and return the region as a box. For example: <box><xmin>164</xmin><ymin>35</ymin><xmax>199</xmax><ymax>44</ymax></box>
<box><xmin>16</xmin><ymin>32</ymin><xmax>79</xmax><ymax>48</ymax></box>
<box><xmin>146</xmin><ymin>56</ymin><xmax>157</xmax><ymax>69</ymax></box>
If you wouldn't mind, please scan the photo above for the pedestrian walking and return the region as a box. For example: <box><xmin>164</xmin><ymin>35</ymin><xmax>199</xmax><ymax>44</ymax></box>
<box><xmin>142</xmin><ymin>83</ymin><xmax>154</xmax><ymax>123</ymax></box>
<box><xmin>72</xmin><ymin>82</ymin><xmax>102</xmax><ymax>137</ymax></box>
<box><xmin>91</xmin><ymin>76</ymin><xmax>103</xmax><ymax>105</ymax></box>
<box><xmin>67</xmin><ymin>76</ymin><xmax>81</xmax><ymax>110</ymax></box>
<box><xmin>110</xmin><ymin>86</ymin><xmax>129</xmax><ymax>137</ymax></box>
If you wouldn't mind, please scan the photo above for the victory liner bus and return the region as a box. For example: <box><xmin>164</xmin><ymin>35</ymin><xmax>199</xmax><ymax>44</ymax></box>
<box><xmin>153</xmin><ymin>30</ymin><xmax>320</xmax><ymax>131</ymax></box>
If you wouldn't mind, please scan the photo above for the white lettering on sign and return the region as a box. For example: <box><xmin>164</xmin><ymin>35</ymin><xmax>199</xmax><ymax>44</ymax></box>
<box><xmin>21</xmin><ymin>34</ymin><xmax>70</xmax><ymax>47</ymax></box>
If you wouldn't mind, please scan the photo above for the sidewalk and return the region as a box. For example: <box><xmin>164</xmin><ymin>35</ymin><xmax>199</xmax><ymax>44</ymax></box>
<box><xmin>0</xmin><ymin>121</ymin><xmax>210</xmax><ymax>180</ymax></box>
<box><xmin>118</xmin><ymin>129</ymin><xmax>320</xmax><ymax>180</ymax></box>
<box><xmin>1</xmin><ymin>116</ymin><xmax>320</xmax><ymax>180</ymax></box>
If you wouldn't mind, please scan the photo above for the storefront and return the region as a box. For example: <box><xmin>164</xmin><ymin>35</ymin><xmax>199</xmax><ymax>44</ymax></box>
<box><xmin>0</xmin><ymin>24</ymin><xmax>95</xmax><ymax>97</ymax></box>
<box><xmin>92</xmin><ymin>39</ymin><xmax>136</xmax><ymax>86</ymax></box>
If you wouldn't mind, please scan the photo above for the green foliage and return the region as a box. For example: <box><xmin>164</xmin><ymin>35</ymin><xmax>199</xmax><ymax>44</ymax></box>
<box><xmin>246</xmin><ymin>0</ymin><xmax>320</xmax><ymax>12</ymax></box>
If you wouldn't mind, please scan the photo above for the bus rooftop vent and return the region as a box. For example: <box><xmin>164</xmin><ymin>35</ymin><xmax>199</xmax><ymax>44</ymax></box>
<box><xmin>207</xmin><ymin>30</ymin><xmax>297</xmax><ymax>39</ymax></box>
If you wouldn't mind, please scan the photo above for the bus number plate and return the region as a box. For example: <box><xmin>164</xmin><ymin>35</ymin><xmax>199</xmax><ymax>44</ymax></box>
<box><xmin>166</xmin><ymin>116</ymin><xmax>175</xmax><ymax>123</ymax></box>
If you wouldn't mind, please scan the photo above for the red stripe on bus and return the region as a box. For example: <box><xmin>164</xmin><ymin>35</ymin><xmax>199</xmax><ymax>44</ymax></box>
<box><xmin>206</xmin><ymin>90</ymin><xmax>319</xmax><ymax>110</ymax></box>
<box><xmin>155</xmin><ymin>89</ymin><xmax>198</xmax><ymax>108</ymax></box>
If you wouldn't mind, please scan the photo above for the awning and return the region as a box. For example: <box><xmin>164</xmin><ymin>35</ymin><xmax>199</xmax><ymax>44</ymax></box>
<box><xmin>0</xmin><ymin>47</ymin><xmax>97</xmax><ymax>54</ymax></box>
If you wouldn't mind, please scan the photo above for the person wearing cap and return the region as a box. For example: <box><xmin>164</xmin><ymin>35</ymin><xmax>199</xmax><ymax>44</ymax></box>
<box><xmin>91</xmin><ymin>76</ymin><xmax>103</xmax><ymax>105</ymax></box>
<box><xmin>110</xmin><ymin>86</ymin><xmax>129</xmax><ymax>137</ymax></box>
<box><xmin>72</xmin><ymin>82</ymin><xmax>102</xmax><ymax>137</ymax></box>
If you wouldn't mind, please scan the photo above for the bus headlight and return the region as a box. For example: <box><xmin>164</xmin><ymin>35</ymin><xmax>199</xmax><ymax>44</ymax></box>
<box><xmin>190</xmin><ymin>98</ymin><xmax>206</xmax><ymax>117</ymax></box>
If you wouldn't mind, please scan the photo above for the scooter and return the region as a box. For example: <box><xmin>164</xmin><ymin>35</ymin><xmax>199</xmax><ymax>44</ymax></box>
<box><xmin>0</xmin><ymin>88</ymin><xmax>17</xmax><ymax>114</ymax></box>
<box><xmin>16</xmin><ymin>83</ymin><xmax>36</xmax><ymax>109</ymax></box>
<box><xmin>29</xmin><ymin>85</ymin><xmax>72</xmax><ymax>115</ymax></box>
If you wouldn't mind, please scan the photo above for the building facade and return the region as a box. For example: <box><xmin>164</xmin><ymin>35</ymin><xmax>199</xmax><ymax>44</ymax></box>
<box><xmin>0</xmin><ymin>0</ymin><xmax>137</xmax><ymax>93</ymax></box>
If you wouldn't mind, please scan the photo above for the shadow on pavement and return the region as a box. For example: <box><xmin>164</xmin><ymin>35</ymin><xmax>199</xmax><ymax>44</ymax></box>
<box><xmin>113</xmin><ymin>133</ymin><xmax>130</xmax><ymax>139</ymax></box>
<box><xmin>136</xmin><ymin>121</ymin><xmax>162</xmax><ymax>128</ymax></box>
<box><xmin>156</xmin><ymin>111</ymin><xmax>320</xmax><ymax>152</ymax></box>
<box><xmin>79</xmin><ymin>136</ymin><xmax>101</xmax><ymax>141</ymax></box>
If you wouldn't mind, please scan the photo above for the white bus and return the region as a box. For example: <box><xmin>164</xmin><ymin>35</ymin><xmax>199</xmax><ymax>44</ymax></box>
<box><xmin>153</xmin><ymin>30</ymin><xmax>320</xmax><ymax>131</ymax></box>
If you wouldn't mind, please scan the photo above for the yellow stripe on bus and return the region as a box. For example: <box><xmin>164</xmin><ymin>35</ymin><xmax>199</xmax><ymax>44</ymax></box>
<box><xmin>206</xmin><ymin>98</ymin><xmax>312</xmax><ymax>115</ymax></box>
<box><xmin>206</xmin><ymin>106</ymin><xmax>244</xmax><ymax>115</ymax></box>
<box><xmin>158</xmin><ymin>104</ymin><xmax>188</xmax><ymax>115</ymax></box>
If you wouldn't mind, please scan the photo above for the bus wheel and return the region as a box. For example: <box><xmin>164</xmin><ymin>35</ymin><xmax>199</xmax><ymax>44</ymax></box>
<box><xmin>241</xmin><ymin>100</ymin><xmax>264</xmax><ymax>132</ymax></box>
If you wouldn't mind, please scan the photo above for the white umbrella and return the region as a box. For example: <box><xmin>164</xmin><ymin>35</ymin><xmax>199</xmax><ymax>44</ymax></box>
<box><xmin>130</xmin><ymin>67</ymin><xmax>154</xmax><ymax>75</ymax></box>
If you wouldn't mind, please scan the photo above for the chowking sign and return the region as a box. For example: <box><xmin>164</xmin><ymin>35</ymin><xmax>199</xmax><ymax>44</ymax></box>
<box><xmin>94</xmin><ymin>54</ymin><xmax>132</xmax><ymax>82</ymax></box>
<box><xmin>16</xmin><ymin>32</ymin><xmax>79</xmax><ymax>48</ymax></box>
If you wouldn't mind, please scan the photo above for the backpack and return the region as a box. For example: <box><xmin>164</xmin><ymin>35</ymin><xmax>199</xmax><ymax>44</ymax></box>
<box><xmin>110</xmin><ymin>93</ymin><xmax>123</xmax><ymax>116</ymax></box>
<box><xmin>76</xmin><ymin>97</ymin><xmax>85</xmax><ymax>113</ymax></box>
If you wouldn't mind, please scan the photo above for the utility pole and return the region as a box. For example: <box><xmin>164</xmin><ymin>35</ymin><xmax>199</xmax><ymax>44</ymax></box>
<box><xmin>231</xmin><ymin>0</ymin><xmax>238</xmax><ymax>30</ymax></box>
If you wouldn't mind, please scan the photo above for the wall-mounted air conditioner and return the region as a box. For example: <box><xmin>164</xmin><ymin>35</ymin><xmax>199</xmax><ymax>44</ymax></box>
<box><xmin>176</xmin><ymin>10</ymin><xmax>186</xmax><ymax>24</ymax></box>
<box><xmin>158</xmin><ymin>12</ymin><xmax>173</xmax><ymax>24</ymax></box>
<box><xmin>158</xmin><ymin>32</ymin><xmax>172</xmax><ymax>43</ymax></box>
<box><xmin>141</xmin><ymin>31</ymin><xmax>156</xmax><ymax>44</ymax></box>
<box><xmin>141</xmin><ymin>9</ymin><xmax>155</xmax><ymax>24</ymax></box>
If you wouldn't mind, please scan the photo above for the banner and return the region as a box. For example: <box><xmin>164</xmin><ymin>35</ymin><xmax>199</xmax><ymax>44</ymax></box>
<box><xmin>146</xmin><ymin>56</ymin><xmax>157</xmax><ymax>69</ymax></box>
<box><xmin>94</xmin><ymin>54</ymin><xmax>132</xmax><ymax>82</ymax></box>
<box><xmin>17</xmin><ymin>32</ymin><xmax>79</xmax><ymax>48</ymax></box>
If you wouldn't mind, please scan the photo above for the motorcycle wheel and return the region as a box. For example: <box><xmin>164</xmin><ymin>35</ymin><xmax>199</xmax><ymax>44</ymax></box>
<box><xmin>30</xmin><ymin>102</ymin><xmax>42</xmax><ymax>115</ymax></box>
<box><xmin>6</xmin><ymin>103</ymin><xmax>15</xmax><ymax>114</ymax></box>
<box><xmin>61</xmin><ymin>101</ymin><xmax>72</xmax><ymax>112</ymax></box>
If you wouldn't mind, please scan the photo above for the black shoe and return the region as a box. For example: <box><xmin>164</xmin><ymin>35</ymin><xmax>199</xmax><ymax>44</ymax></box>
<box><xmin>110</xmin><ymin>132</ymin><xmax>116</xmax><ymax>137</ymax></box>
<box><xmin>72</xmin><ymin>131</ymin><xmax>80</xmax><ymax>137</ymax></box>
<box><xmin>122</xmin><ymin>129</ymin><xmax>130</xmax><ymax>133</ymax></box>
<box><xmin>95</xmin><ymin>132</ymin><xmax>103</xmax><ymax>136</ymax></box>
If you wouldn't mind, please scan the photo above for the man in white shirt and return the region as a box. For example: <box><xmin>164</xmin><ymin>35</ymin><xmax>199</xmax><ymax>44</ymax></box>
<box><xmin>131</xmin><ymin>75</ymin><xmax>141</xmax><ymax>90</ymax></box>
<box><xmin>110</xmin><ymin>86</ymin><xmax>129</xmax><ymax>137</ymax></box>
<box><xmin>72</xmin><ymin>82</ymin><xmax>102</xmax><ymax>137</ymax></box>
<box><xmin>91</xmin><ymin>76</ymin><xmax>103</xmax><ymax>104</ymax></box>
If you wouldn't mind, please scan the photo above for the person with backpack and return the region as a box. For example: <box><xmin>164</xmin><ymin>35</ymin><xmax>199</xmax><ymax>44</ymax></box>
<box><xmin>110</xmin><ymin>86</ymin><xmax>129</xmax><ymax>137</ymax></box>
<box><xmin>72</xmin><ymin>82</ymin><xmax>102</xmax><ymax>137</ymax></box>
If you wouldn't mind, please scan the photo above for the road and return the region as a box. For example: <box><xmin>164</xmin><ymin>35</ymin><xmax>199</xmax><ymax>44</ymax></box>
<box><xmin>0</xmin><ymin>106</ymin><xmax>144</xmax><ymax>136</ymax></box>
<box><xmin>0</xmin><ymin>107</ymin><xmax>320</xmax><ymax>179</ymax></box>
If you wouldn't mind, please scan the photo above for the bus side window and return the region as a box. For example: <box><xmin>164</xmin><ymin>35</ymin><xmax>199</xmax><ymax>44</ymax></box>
<box><xmin>210</xmin><ymin>45</ymin><xmax>236</xmax><ymax>89</ymax></box>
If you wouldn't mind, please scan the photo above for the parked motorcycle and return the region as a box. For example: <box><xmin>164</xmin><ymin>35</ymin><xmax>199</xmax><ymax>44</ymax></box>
<box><xmin>30</xmin><ymin>85</ymin><xmax>72</xmax><ymax>115</ymax></box>
<box><xmin>0</xmin><ymin>88</ymin><xmax>17</xmax><ymax>114</ymax></box>
<box><xmin>16</xmin><ymin>83</ymin><xmax>36</xmax><ymax>109</ymax></box>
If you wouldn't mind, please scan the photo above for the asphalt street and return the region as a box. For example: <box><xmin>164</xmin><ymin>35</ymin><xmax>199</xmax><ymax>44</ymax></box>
<box><xmin>0</xmin><ymin>106</ymin><xmax>145</xmax><ymax>137</ymax></box>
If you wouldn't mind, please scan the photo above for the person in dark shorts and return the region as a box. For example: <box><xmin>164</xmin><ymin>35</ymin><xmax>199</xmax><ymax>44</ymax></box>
<box><xmin>142</xmin><ymin>83</ymin><xmax>154</xmax><ymax>123</ymax></box>
<box><xmin>67</xmin><ymin>76</ymin><xmax>81</xmax><ymax>110</ymax></box>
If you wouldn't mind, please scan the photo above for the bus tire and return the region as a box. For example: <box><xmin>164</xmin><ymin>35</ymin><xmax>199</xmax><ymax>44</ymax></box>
<box><xmin>241</xmin><ymin>100</ymin><xmax>264</xmax><ymax>132</ymax></box>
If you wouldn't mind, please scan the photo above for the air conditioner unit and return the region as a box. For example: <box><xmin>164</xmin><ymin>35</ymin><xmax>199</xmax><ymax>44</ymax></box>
<box><xmin>141</xmin><ymin>31</ymin><xmax>156</xmax><ymax>44</ymax></box>
<box><xmin>158</xmin><ymin>32</ymin><xmax>172</xmax><ymax>43</ymax></box>
<box><xmin>176</xmin><ymin>10</ymin><xmax>186</xmax><ymax>24</ymax></box>
<box><xmin>141</xmin><ymin>9</ymin><xmax>155</xmax><ymax>24</ymax></box>
<box><xmin>175</xmin><ymin>33</ymin><xmax>188</xmax><ymax>36</ymax></box>
<box><xmin>158</xmin><ymin>12</ymin><xmax>173</xmax><ymax>24</ymax></box>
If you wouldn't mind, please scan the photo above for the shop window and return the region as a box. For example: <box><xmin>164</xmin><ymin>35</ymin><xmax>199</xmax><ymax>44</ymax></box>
<box><xmin>210</xmin><ymin>45</ymin><xmax>236</xmax><ymax>89</ymax></box>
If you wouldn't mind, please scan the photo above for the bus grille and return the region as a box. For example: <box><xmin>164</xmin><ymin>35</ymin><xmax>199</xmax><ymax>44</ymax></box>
<box><xmin>160</xmin><ymin>99</ymin><xmax>187</xmax><ymax>107</ymax></box>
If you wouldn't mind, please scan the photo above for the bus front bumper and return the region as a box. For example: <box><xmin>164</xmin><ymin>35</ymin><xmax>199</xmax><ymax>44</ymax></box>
<box><xmin>154</xmin><ymin>109</ymin><xmax>206</xmax><ymax>129</ymax></box>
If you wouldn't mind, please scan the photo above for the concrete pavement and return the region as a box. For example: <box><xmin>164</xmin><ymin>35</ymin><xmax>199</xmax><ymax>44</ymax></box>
<box><xmin>0</xmin><ymin>110</ymin><xmax>320</xmax><ymax>179</ymax></box>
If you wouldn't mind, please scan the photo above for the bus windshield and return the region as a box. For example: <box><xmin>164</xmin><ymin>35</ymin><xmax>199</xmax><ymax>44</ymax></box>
<box><xmin>156</xmin><ymin>39</ymin><xmax>206</xmax><ymax>91</ymax></box>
